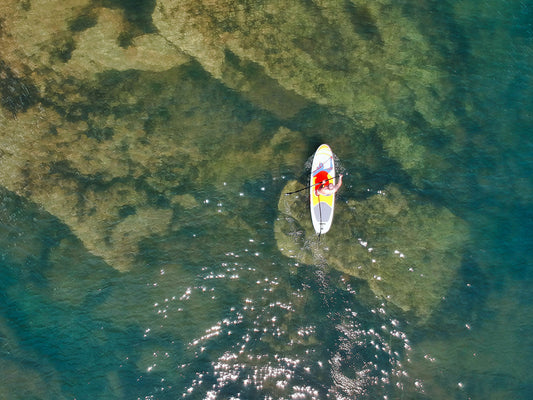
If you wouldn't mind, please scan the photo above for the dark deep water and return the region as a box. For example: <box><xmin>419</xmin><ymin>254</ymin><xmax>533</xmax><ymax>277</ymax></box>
<box><xmin>0</xmin><ymin>0</ymin><xmax>532</xmax><ymax>399</ymax></box>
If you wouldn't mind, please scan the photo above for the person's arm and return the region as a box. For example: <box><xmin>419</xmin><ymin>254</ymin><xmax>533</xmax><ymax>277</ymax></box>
<box><xmin>334</xmin><ymin>174</ymin><xmax>343</xmax><ymax>191</ymax></box>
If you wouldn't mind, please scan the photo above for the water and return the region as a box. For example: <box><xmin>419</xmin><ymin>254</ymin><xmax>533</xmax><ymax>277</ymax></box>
<box><xmin>0</xmin><ymin>0</ymin><xmax>532</xmax><ymax>399</ymax></box>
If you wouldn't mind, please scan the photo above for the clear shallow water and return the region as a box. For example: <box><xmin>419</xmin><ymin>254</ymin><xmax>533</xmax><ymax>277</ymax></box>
<box><xmin>0</xmin><ymin>0</ymin><xmax>532</xmax><ymax>399</ymax></box>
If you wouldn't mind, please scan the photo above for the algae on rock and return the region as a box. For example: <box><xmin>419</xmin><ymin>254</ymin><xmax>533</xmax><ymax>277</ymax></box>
<box><xmin>276</xmin><ymin>181</ymin><xmax>469</xmax><ymax>318</ymax></box>
<box><xmin>0</xmin><ymin>1</ymin><xmax>190</xmax><ymax>83</ymax></box>
<box><xmin>0</xmin><ymin>59</ymin><xmax>306</xmax><ymax>271</ymax></box>
<box><xmin>0</xmin><ymin>0</ymin><xmax>467</xmax><ymax>277</ymax></box>
<box><xmin>153</xmin><ymin>0</ymin><xmax>462</xmax><ymax>184</ymax></box>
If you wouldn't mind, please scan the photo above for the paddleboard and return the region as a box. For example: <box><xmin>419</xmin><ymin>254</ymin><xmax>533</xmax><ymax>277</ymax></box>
<box><xmin>310</xmin><ymin>144</ymin><xmax>335</xmax><ymax>235</ymax></box>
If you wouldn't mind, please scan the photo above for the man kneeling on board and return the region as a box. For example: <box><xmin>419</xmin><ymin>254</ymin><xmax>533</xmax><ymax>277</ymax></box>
<box><xmin>317</xmin><ymin>174</ymin><xmax>343</xmax><ymax>196</ymax></box>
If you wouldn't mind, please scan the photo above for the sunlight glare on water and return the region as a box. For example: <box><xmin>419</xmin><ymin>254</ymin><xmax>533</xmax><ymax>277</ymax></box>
<box><xmin>132</xmin><ymin>233</ymin><xmax>417</xmax><ymax>400</ymax></box>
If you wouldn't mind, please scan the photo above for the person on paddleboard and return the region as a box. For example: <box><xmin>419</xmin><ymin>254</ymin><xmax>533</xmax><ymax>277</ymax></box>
<box><xmin>316</xmin><ymin>174</ymin><xmax>343</xmax><ymax>196</ymax></box>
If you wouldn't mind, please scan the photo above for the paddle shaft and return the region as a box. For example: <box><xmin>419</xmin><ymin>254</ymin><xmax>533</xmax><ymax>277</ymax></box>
<box><xmin>284</xmin><ymin>176</ymin><xmax>336</xmax><ymax>195</ymax></box>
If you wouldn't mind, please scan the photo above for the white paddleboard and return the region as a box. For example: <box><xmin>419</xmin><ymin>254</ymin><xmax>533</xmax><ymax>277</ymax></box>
<box><xmin>310</xmin><ymin>144</ymin><xmax>335</xmax><ymax>235</ymax></box>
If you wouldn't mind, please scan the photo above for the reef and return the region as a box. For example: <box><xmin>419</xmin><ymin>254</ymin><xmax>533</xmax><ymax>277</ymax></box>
<box><xmin>0</xmin><ymin>0</ymin><xmax>468</xmax><ymax>313</ymax></box>
<box><xmin>0</xmin><ymin>74</ymin><xmax>307</xmax><ymax>272</ymax></box>
<box><xmin>0</xmin><ymin>0</ymin><xmax>310</xmax><ymax>271</ymax></box>
<box><xmin>275</xmin><ymin>181</ymin><xmax>469</xmax><ymax>318</ymax></box>
<box><xmin>153</xmin><ymin>0</ymin><xmax>462</xmax><ymax>183</ymax></box>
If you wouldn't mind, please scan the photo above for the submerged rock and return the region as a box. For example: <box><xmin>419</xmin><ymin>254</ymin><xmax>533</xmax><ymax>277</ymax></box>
<box><xmin>0</xmin><ymin>1</ymin><xmax>190</xmax><ymax>82</ymax></box>
<box><xmin>0</xmin><ymin>0</ymin><xmax>309</xmax><ymax>274</ymax></box>
<box><xmin>0</xmin><ymin>0</ymin><xmax>465</xmax><ymax>275</ymax></box>
<box><xmin>153</xmin><ymin>0</ymin><xmax>462</xmax><ymax>184</ymax></box>
<box><xmin>0</xmin><ymin>60</ymin><xmax>307</xmax><ymax>271</ymax></box>
<box><xmin>275</xmin><ymin>181</ymin><xmax>469</xmax><ymax>318</ymax></box>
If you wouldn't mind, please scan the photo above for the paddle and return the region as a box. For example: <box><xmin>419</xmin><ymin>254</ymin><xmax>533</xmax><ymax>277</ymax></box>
<box><xmin>284</xmin><ymin>176</ymin><xmax>336</xmax><ymax>195</ymax></box>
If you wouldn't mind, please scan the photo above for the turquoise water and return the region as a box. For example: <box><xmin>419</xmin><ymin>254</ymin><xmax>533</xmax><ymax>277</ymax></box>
<box><xmin>1</xmin><ymin>0</ymin><xmax>532</xmax><ymax>399</ymax></box>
